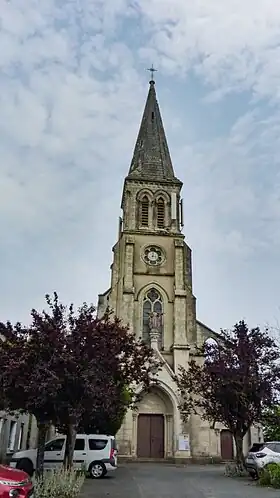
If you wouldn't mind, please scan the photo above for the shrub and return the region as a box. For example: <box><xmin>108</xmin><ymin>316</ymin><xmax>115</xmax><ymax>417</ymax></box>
<box><xmin>34</xmin><ymin>467</ymin><xmax>85</xmax><ymax>498</ymax></box>
<box><xmin>76</xmin><ymin>463</ymin><xmax>87</xmax><ymax>477</ymax></box>
<box><xmin>258</xmin><ymin>467</ymin><xmax>271</xmax><ymax>486</ymax></box>
<box><xmin>270</xmin><ymin>463</ymin><xmax>280</xmax><ymax>488</ymax></box>
<box><xmin>258</xmin><ymin>463</ymin><xmax>280</xmax><ymax>488</ymax></box>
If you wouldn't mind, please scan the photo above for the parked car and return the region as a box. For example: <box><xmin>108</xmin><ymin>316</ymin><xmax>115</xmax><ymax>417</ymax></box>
<box><xmin>245</xmin><ymin>441</ymin><xmax>280</xmax><ymax>478</ymax></box>
<box><xmin>9</xmin><ymin>434</ymin><xmax>117</xmax><ymax>479</ymax></box>
<box><xmin>0</xmin><ymin>464</ymin><xmax>33</xmax><ymax>497</ymax></box>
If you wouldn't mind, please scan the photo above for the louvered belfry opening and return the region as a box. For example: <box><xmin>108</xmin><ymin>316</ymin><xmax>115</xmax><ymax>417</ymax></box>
<box><xmin>157</xmin><ymin>197</ymin><xmax>165</xmax><ymax>228</ymax></box>
<box><xmin>141</xmin><ymin>196</ymin><xmax>149</xmax><ymax>226</ymax></box>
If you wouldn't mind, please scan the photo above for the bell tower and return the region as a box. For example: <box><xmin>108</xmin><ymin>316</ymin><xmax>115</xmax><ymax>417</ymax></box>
<box><xmin>121</xmin><ymin>77</ymin><xmax>183</xmax><ymax>236</ymax></box>
<box><xmin>98</xmin><ymin>76</ymin><xmax>197</xmax><ymax>372</ymax></box>
<box><xmin>96</xmin><ymin>75</ymin><xmax>241</xmax><ymax>462</ymax></box>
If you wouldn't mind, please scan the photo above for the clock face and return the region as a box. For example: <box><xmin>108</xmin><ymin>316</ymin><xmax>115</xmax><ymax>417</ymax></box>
<box><xmin>143</xmin><ymin>245</ymin><xmax>164</xmax><ymax>266</ymax></box>
<box><xmin>148</xmin><ymin>251</ymin><xmax>159</xmax><ymax>262</ymax></box>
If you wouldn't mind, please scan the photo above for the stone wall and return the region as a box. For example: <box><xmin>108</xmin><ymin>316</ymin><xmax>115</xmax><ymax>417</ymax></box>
<box><xmin>0</xmin><ymin>412</ymin><xmax>38</xmax><ymax>464</ymax></box>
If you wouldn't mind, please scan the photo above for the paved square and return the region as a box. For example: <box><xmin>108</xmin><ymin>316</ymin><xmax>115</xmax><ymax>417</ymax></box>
<box><xmin>81</xmin><ymin>463</ymin><xmax>280</xmax><ymax>498</ymax></box>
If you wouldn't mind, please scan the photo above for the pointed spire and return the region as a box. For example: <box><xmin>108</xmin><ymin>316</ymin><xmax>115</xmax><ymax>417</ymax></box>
<box><xmin>128</xmin><ymin>79</ymin><xmax>179</xmax><ymax>182</ymax></box>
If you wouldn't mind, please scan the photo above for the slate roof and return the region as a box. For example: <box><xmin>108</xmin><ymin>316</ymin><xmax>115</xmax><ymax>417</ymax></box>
<box><xmin>127</xmin><ymin>79</ymin><xmax>181</xmax><ymax>184</ymax></box>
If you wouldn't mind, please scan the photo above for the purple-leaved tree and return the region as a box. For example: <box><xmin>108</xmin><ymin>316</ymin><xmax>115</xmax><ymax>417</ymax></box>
<box><xmin>176</xmin><ymin>321</ymin><xmax>280</xmax><ymax>467</ymax></box>
<box><xmin>0</xmin><ymin>293</ymin><xmax>161</xmax><ymax>473</ymax></box>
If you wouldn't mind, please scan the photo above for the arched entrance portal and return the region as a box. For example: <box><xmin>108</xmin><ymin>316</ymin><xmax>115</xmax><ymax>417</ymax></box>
<box><xmin>136</xmin><ymin>386</ymin><xmax>174</xmax><ymax>459</ymax></box>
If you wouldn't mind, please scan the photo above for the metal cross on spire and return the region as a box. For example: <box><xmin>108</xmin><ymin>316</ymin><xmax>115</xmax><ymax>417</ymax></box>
<box><xmin>147</xmin><ymin>64</ymin><xmax>157</xmax><ymax>82</ymax></box>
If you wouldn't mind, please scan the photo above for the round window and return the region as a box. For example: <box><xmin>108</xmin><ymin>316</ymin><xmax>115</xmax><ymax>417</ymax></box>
<box><xmin>143</xmin><ymin>246</ymin><xmax>164</xmax><ymax>266</ymax></box>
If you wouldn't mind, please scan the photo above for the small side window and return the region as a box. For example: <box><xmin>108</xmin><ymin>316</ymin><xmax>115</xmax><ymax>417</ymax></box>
<box><xmin>88</xmin><ymin>439</ymin><xmax>108</xmax><ymax>451</ymax></box>
<box><xmin>273</xmin><ymin>443</ymin><xmax>280</xmax><ymax>453</ymax></box>
<box><xmin>45</xmin><ymin>439</ymin><xmax>65</xmax><ymax>452</ymax></box>
<box><xmin>18</xmin><ymin>423</ymin><xmax>24</xmax><ymax>451</ymax></box>
<box><xmin>266</xmin><ymin>443</ymin><xmax>277</xmax><ymax>452</ymax></box>
<box><xmin>271</xmin><ymin>443</ymin><xmax>280</xmax><ymax>453</ymax></box>
<box><xmin>74</xmin><ymin>438</ymin><xmax>85</xmax><ymax>451</ymax></box>
<box><xmin>7</xmin><ymin>421</ymin><xmax>17</xmax><ymax>452</ymax></box>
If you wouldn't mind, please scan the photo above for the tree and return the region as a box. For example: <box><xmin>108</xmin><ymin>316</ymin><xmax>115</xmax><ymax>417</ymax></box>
<box><xmin>0</xmin><ymin>293</ymin><xmax>161</xmax><ymax>472</ymax></box>
<box><xmin>52</xmin><ymin>301</ymin><xmax>161</xmax><ymax>467</ymax></box>
<box><xmin>0</xmin><ymin>318</ymin><xmax>64</xmax><ymax>476</ymax></box>
<box><xmin>77</xmin><ymin>386</ymin><xmax>132</xmax><ymax>436</ymax></box>
<box><xmin>176</xmin><ymin>321</ymin><xmax>280</xmax><ymax>467</ymax></box>
<box><xmin>56</xmin><ymin>385</ymin><xmax>132</xmax><ymax>437</ymax></box>
<box><xmin>262</xmin><ymin>405</ymin><xmax>280</xmax><ymax>441</ymax></box>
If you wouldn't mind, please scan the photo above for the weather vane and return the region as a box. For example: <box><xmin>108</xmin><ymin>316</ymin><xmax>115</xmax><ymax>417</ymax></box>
<box><xmin>147</xmin><ymin>64</ymin><xmax>157</xmax><ymax>81</ymax></box>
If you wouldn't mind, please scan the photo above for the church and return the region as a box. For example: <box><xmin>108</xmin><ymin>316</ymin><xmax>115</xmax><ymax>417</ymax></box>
<box><xmin>97</xmin><ymin>77</ymin><xmax>260</xmax><ymax>462</ymax></box>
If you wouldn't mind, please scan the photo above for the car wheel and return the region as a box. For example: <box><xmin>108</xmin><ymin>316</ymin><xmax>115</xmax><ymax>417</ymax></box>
<box><xmin>249</xmin><ymin>471</ymin><xmax>258</xmax><ymax>480</ymax></box>
<box><xmin>89</xmin><ymin>462</ymin><xmax>106</xmax><ymax>479</ymax></box>
<box><xmin>16</xmin><ymin>458</ymin><xmax>34</xmax><ymax>477</ymax></box>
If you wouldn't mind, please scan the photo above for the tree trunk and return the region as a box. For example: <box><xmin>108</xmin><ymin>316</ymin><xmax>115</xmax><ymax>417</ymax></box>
<box><xmin>233</xmin><ymin>432</ymin><xmax>244</xmax><ymax>469</ymax></box>
<box><xmin>35</xmin><ymin>421</ymin><xmax>49</xmax><ymax>477</ymax></box>
<box><xmin>63</xmin><ymin>422</ymin><xmax>77</xmax><ymax>469</ymax></box>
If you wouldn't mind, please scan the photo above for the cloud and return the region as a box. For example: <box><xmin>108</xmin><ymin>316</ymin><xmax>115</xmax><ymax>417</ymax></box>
<box><xmin>136</xmin><ymin>0</ymin><xmax>280</xmax><ymax>101</ymax></box>
<box><xmin>0</xmin><ymin>0</ymin><xmax>280</xmax><ymax>332</ymax></box>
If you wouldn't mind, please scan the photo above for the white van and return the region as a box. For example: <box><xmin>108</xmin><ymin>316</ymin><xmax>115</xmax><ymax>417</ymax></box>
<box><xmin>9</xmin><ymin>434</ymin><xmax>117</xmax><ymax>479</ymax></box>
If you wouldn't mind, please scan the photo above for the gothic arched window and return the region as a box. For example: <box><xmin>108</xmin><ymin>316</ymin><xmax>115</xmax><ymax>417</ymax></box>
<box><xmin>156</xmin><ymin>197</ymin><xmax>165</xmax><ymax>228</ymax></box>
<box><xmin>142</xmin><ymin>288</ymin><xmax>163</xmax><ymax>350</ymax></box>
<box><xmin>140</xmin><ymin>196</ymin><xmax>149</xmax><ymax>227</ymax></box>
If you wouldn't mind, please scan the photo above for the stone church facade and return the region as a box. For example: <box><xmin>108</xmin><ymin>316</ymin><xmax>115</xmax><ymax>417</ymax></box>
<box><xmin>97</xmin><ymin>78</ymin><xmax>261</xmax><ymax>461</ymax></box>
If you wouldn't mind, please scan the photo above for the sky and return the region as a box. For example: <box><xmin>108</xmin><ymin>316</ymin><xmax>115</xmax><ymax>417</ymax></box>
<box><xmin>1</xmin><ymin>0</ymin><xmax>280</xmax><ymax>334</ymax></box>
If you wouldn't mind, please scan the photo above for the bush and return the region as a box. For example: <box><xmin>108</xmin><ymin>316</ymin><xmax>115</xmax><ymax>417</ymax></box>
<box><xmin>34</xmin><ymin>467</ymin><xmax>85</xmax><ymax>498</ymax></box>
<box><xmin>258</xmin><ymin>463</ymin><xmax>280</xmax><ymax>488</ymax></box>
<box><xmin>76</xmin><ymin>463</ymin><xmax>87</xmax><ymax>477</ymax></box>
<box><xmin>258</xmin><ymin>466</ymin><xmax>271</xmax><ymax>486</ymax></box>
<box><xmin>270</xmin><ymin>464</ymin><xmax>280</xmax><ymax>488</ymax></box>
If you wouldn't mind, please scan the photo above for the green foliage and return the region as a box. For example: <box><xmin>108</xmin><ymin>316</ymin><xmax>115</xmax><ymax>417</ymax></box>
<box><xmin>258</xmin><ymin>467</ymin><xmax>272</xmax><ymax>486</ymax></box>
<box><xmin>77</xmin><ymin>386</ymin><xmax>132</xmax><ymax>436</ymax></box>
<box><xmin>34</xmin><ymin>467</ymin><xmax>85</xmax><ymax>498</ymax></box>
<box><xmin>258</xmin><ymin>463</ymin><xmax>280</xmax><ymax>488</ymax></box>
<box><xmin>270</xmin><ymin>464</ymin><xmax>280</xmax><ymax>488</ymax></box>
<box><xmin>262</xmin><ymin>405</ymin><xmax>280</xmax><ymax>441</ymax></box>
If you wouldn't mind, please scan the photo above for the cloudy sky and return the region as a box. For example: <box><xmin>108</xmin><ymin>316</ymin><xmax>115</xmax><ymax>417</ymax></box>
<box><xmin>1</xmin><ymin>0</ymin><xmax>280</xmax><ymax>334</ymax></box>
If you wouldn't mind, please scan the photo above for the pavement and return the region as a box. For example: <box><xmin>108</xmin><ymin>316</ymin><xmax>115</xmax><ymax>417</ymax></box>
<box><xmin>80</xmin><ymin>463</ymin><xmax>280</xmax><ymax>497</ymax></box>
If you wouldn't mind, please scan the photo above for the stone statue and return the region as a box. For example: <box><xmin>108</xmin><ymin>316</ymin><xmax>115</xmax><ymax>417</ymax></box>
<box><xmin>149</xmin><ymin>311</ymin><xmax>162</xmax><ymax>331</ymax></box>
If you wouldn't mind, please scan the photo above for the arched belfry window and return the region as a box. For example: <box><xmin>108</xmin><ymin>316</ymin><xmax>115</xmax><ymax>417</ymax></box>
<box><xmin>140</xmin><ymin>196</ymin><xmax>149</xmax><ymax>227</ymax></box>
<box><xmin>142</xmin><ymin>288</ymin><xmax>163</xmax><ymax>350</ymax></box>
<box><xmin>156</xmin><ymin>197</ymin><xmax>165</xmax><ymax>228</ymax></box>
